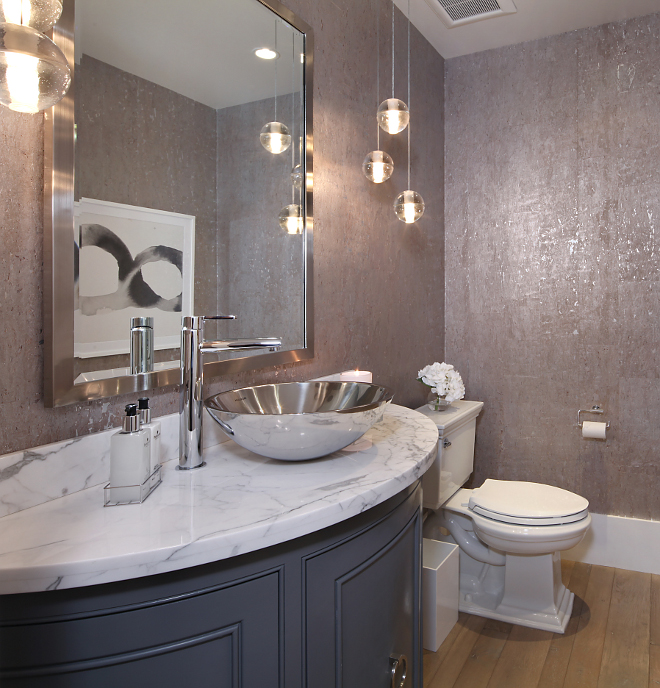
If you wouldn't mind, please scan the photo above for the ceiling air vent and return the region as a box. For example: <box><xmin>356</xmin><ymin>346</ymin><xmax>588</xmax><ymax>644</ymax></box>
<box><xmin>424</xmin><ymin>0</ymin><xmax>517</xmax><ymax>28</ymax></box>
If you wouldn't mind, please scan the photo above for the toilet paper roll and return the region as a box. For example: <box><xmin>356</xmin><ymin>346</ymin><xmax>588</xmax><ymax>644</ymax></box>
<box><xmin>582</xmin><ymin>421</ymin><xmax>607</xmax><ymax>439</ymax></box>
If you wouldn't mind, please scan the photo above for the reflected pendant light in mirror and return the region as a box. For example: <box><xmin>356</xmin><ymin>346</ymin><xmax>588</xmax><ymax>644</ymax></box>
<box><xmin>0</xmin><ymin>0</ymin><xmax>62</xmax><ymax>31</ymax></box>
<box><xmin>280</xmin><ymin>33</ymin><xmax>303</xmax><ymax>234</ymax></box>
<box><xmin>260</xmin><ymin>120</ymin><xmax>291</xmax><ymax>154</ymax></box>
<box><xmin>291</xmin><ymin>162</ymin><xmax>303</xmax><ymax>189</ymax></box>
<box><xmin>260</xmin><ymin>18</ymin><xmax>291</xmax><ymax>154</ymax></box>
<box><xmin>363</xmin><ymin>0</ymin><xmax>393</xmax><ymax>184</ymax></box>
<box><xmin>394</xmin><ymin>0</ymin><xmax>424</xmax><ymax>223</ymax></box>
<box><xmin>377</xmin><ymin>0</ymin><xmax>408</xmax><ymax>135</ymax></box>
<box><xmin>0</xmin><ymin>0</ymin><xmax>70</xmax><ymax>113</ymax></box>
<box><xmin>290</xmin><ymin>31</ymin><xmax>305</xmax><ymax>190</ymax></box>
<box><xmin>291</xmin><ymin>102</ymin><xmax>304</xmax><ymax>188</ymax></box>
<box><xmin>278</xmin><ymin>203</ymin><xmax>303</xmax><ymax>234</ymax></box>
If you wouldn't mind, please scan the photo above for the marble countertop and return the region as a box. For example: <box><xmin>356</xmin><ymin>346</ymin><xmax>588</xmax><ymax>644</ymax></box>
<box><xmin>0</xmin><ymin>405</ymin><xmax>438</xmax><ymax>595</ymax></box>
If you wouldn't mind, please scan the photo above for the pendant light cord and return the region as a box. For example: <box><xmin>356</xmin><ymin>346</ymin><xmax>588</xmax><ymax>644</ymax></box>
<box><xmin>292</xmin><ymin>33</ymin><xmax>295</xmax><ymax>204</ymax></box>
<box><xmin>376</xmin><ymin>0</ymin><xmax>380</xmax><ymax>149</ymax></box>
<box><xmin>391</xmin><ymin>0</ymin><xmax>395</xmax><ymax>98</ymax></box>
<box><xmin>407</xmin><ymin>0</ymin><xmax>411</xmax><ymax>189</ymax></box>
<box><xmin>300</xmin><ymin>39</ymin><xmax>304</xmax><ymax>205</ymax></box>
<box><xmin>274</xmin><ymin>20</ymin><xmax>278</xmax><ymax>121</ymax></box>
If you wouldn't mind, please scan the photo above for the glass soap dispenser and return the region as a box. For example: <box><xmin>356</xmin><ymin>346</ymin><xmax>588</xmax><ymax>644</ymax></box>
<box><xmin>108</xmin><ymin>404</ymin><xmax>151</xmax><ymax>504</ymax></box>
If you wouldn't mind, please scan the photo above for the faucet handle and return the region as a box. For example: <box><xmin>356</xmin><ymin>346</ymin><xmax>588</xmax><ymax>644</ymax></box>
<box><xmin>182</xmin><ymin>315</ymin><xmax>236</xmax><ymax>330</ymax></box>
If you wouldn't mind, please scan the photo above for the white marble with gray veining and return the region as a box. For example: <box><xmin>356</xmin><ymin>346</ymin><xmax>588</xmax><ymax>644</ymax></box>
<box><xmin>0</xmin><ymin>409</ymin><xmax>229</xmax><ymax>518</ymax></box>
<box><xmin>0</xmin><ymin>433</ymin><xmax>112</xmax><ymax>519</ymax></box>
<box><xmin>0</xmin><ymin>405</ymin><xmax>438</xmax><ymax>594</ymax></box>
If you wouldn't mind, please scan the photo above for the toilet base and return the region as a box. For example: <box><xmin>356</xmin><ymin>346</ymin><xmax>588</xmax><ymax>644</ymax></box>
<box><xmin>459</xmin><ymin>584</ymin><xmax>574</xmax><ymax>633</ymax></box>
<box><xmin>456</xmin><ymin>549</ymin><xmax>575</xmax><ymax>634</ymax></box>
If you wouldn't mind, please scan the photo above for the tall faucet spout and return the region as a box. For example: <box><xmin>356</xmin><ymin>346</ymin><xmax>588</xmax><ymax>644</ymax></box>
<box><xmin>179</xmin><ymin>316</ymin><xmax>281</xmax><ymax>470</ymax></box>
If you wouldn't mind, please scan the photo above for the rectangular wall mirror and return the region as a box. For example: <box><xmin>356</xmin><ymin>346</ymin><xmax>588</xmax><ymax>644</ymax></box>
<box><xmin>44</xmin><ymin>0</ymin><xmax>313</xmax><ymax>407</ymax></box>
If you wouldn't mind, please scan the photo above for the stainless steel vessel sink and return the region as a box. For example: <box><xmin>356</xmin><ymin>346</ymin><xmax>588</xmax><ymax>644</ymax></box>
<box><xmin>205</xmin><ymin>381</ymin><xmax>393</xmax><ymax>461</ymax></box>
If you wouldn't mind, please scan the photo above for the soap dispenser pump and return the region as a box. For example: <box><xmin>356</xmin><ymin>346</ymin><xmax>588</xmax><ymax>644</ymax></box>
<box><xmin>138</xmin><ymin>397</ymin><xmax>161</xmax><ymax>486</ymax></box>
<box><xmin>108</xmin><ymin>404</ymin><xmax>151</xmax><ymax>504</ymax></box>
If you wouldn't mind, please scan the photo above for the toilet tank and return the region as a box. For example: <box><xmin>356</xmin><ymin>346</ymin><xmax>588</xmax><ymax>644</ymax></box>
<box><xmin>417</xmin><ymin>400</ymin><xmax>484</xmax><ymax>510</ymax></box>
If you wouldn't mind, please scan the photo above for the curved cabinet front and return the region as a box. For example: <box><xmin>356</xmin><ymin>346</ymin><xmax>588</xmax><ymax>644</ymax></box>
<box><xmin>0</xmin><ymin>483</ymin><xmax>422</xmax><ymax>688</ymax></box>
<box><xmin>305</xmin><ymin>502</ymin><xmax>421</xmax><ymax>687</ymax></box>
<box><xmin>1</xmin><ymin>572</ymin><xmax>280</xmax><ymax>687</ymax></box>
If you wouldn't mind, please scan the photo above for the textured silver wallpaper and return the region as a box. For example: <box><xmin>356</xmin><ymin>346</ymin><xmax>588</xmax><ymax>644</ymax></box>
<box><xmin>445</xmin><ymin>13</ymin><xmax>660</xmax><ymax>518</ymax></box>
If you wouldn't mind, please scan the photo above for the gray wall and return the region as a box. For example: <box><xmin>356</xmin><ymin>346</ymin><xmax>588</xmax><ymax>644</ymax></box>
<box><xmin>0</xmin><ymin>0</ymin><xmax>445</xmax><ymax>454</ymax></box>
<box><xmin>445</xmin><ymin>13</ymin><xmax>660</xmax><ymax>519</ymax></box>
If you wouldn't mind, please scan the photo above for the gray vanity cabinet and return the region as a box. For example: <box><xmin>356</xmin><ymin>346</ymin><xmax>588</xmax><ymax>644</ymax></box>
<box><xmin>0</xmin><ymin>484</ymin><xmax>421</xmax><ymax>688</ymax></box>
<box><xmin>0</xmin><ymin>571</ymin><xmax>281</xmax><ymax>687</ymax></box>
<box><xmin>305</xmin><ymin>492</ymin><xmax>422</xmax><ymax>688</ymax></box>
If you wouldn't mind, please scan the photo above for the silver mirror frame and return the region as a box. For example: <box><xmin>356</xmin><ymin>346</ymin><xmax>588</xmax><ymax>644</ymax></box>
<box><xmin>44</xmin><ymin>0</ymin><xmax>314</xmax><ymax>407</ymax></box>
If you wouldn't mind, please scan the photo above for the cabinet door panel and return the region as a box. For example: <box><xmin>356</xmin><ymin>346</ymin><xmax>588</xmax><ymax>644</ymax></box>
<box><xmin>0</xmin><ymin>572</ymin><xmax>281</xmax><ymax>688</ymax></box>
<box><xmin>304</xmin><ymin>499</ymin><xmax>421</xmax><ymax>688</ymax></box>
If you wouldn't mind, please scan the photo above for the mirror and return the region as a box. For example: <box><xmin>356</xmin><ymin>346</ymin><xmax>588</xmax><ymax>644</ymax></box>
<box><xmin>44</xmin><ymin>0</ymin><xmax>313</xmax><ymax>406</ymax></box>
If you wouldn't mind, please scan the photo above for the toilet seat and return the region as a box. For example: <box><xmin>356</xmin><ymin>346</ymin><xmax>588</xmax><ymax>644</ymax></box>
<box><xmin>471</xmin><ymin>505</ymin><xmax>589</xmax><ymax>526</ymax></box>
<box><xmin>469</xmin><ymin>510</ymin><xmax>592</xmax><ymax>554</ymax></box>
<box><xmin>468</xmin><ymin>479</ymin><xmax>590</xmax><ymax>526</ymax></box>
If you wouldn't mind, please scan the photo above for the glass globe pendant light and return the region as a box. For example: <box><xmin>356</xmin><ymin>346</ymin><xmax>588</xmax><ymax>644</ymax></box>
<box><xmin>377</xmin><ymin>2</ymin><xmax>408</xmax><ymax>136</ymax></box>
<box><xmin>377</xmin><ymin>98</ymin><xmax>409</xmax><ymax>135</ymax></box>
<box><xmin>394</xmin><ymin>189</ymin><xmax>424</xmax><ymax>223</ymax></box>
<box><xmin>0</xmin><ymin>0</ymin><xmax>70</xmax><ymax>113</ymax></box>
<box><xmin>363</xmin><ymin>150</ymin><xmax>393</xmax><ymax>183</ymax></box>
<box><xmin>260</xmin><ymin>19</ymin><xmax>291</xmax><ymax>154</ymax></box>
<box><xmin>394</xmin><ymin>0</ymin><xmax>424</xmax><ymax>224</ymax></box>
<box><xmin>363</xmin><ymin>0</ymin><xmax>394</xmax><ymax>184</ymax></box>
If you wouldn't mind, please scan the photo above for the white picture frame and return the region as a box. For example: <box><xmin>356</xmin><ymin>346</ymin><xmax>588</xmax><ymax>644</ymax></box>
<box><xmin>74</xmin><ymin>198</ymin><xmax>195</xmax><ymax>358</ymax></box>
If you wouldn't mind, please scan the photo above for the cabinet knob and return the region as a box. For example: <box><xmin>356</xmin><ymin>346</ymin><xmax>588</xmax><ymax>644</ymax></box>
<box><xmin>443</xmin><ymin>438</ymin><xmax>452</xmax><ymax>448</ymax></box>
<box><xmin>389</xmin><ymin>654</ymin><xmax>408</xmax><ymax>688</ymax></box>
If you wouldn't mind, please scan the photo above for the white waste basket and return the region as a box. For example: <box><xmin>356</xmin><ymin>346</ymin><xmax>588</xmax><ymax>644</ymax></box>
<box><xmin>422</xmin><ymin>537</ymin><xmax>459</xmax><ymax>652</ymax></box>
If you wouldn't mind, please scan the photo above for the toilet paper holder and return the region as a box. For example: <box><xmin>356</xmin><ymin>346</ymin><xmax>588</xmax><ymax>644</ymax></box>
<box><xmin>577</xmin><ymin>406</ymin><xmax>610</xmax><ymax>429</ymax></box>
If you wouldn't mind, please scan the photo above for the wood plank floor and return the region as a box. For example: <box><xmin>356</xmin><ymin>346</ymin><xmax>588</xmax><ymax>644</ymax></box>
<box><xmin>424</xmin><ymin>563</ymin><xmax>658</xmax><ymax>688</ymax></box>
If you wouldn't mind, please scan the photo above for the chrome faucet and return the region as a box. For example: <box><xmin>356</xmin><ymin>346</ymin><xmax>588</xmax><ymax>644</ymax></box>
<box><xmin>179</xmin><ymin>316</ymin><xmax>281</xmax><ymax>470</ymax></box>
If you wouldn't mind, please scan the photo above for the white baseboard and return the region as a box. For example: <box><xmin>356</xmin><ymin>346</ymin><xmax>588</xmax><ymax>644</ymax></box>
<box><xmin>563</xmin><ymin>513</ymin><xmax>660</xmax><ymax>575</ymax></box>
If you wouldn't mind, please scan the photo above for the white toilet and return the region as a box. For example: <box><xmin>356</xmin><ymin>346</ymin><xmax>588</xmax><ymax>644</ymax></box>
<box><xmin>419</xmin><ymin>400</ymin><xmax>591</xmax><ymax>634</ymax></box>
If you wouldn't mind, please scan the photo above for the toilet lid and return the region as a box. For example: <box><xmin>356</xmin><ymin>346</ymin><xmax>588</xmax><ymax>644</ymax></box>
<box><xmin>469</xmin><ymin>479</ymin><xmax>590</xmax><ymax>526</ymax></box>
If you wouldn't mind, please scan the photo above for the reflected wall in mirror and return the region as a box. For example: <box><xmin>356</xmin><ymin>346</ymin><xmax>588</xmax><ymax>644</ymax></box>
<box><xmin>44</xmin><ymin>0</ymin><xmax>313</xmax><ymax>406</ymax></box>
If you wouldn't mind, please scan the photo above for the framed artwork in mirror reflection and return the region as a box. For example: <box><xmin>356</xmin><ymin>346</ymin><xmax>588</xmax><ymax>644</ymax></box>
<box><xmin>74</xmin><ymin>198</ymin><xmax>195</xmax><ymax>358</ymax></box>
